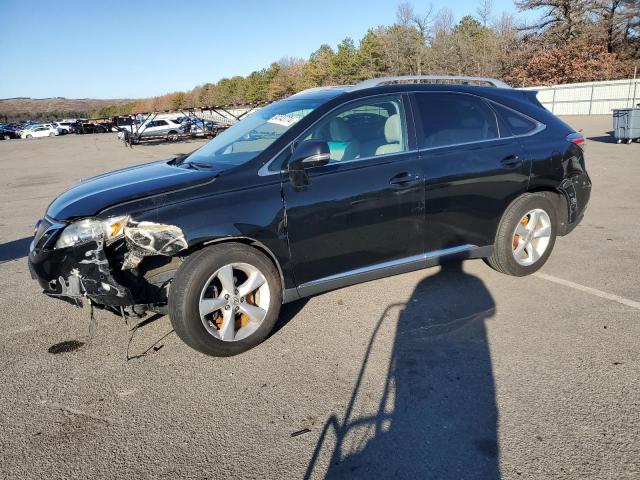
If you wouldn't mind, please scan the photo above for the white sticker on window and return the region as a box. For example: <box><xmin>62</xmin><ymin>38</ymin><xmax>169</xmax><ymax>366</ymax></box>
<box><xmin>267</xmin><ymin>114</ymin><xmax>299</xmax><ymax>127</ymax></box>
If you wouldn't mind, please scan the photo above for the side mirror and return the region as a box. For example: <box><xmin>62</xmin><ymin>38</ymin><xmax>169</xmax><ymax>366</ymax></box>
<box><xmin>289</xmin><ymin>140</ymin><xmax>331</xmax><ymax>170</ymax></box>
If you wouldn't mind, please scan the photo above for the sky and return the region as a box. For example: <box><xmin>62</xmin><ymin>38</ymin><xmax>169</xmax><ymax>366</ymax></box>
<box><xmin>0</xmin><ymin>0</ymin><xmax>536</xmax><ymax>99</ymax></box>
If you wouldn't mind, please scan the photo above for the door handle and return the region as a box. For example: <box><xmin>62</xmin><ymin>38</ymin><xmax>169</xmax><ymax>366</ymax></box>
<box><xmin>389</xmin><ymin>172</ymin><xmax>420</xmax><ymax>187</ymax></box>
<box><xmin>501</xmin><ymin>155</ymin><xmax>521</xmax><ymax>168</ymax></box>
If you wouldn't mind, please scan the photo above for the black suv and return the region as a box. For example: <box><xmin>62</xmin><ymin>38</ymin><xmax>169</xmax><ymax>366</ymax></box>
<box><xmin>29</xmin><ymin>76</ymin><xmax>591</xmax><ymax>356</ymax></box>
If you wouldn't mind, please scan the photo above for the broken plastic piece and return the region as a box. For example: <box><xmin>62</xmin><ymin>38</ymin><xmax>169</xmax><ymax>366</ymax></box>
<box><xmin>88</xmin><ymin>302</ymin><xmax>97</xmax><ymax>337</ymax></box>
<box><xmin>122</xmin><ymin>220</ymin><xmax>188</xmax><ymax>270</ymax></box>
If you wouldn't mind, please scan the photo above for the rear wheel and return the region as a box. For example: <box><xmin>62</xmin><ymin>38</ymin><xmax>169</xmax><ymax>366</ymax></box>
<box><xmin>169</xmin><ymin>243</ymin><xmax>282</xmax><ymax>356</ymax></box>
<box><xmin>26</xmin><ymin>134</ymin><xmax>32</xmax><ymax>139</ymax></box>
<box><xmin>49</xmin><ymin>132</ymin><xmax>55</xmax><ymax>137</ymax></box>
<box><xmin>485</xmin><ymin>193</ymin><xmax>557</xmax><ymax>276</ymax></box>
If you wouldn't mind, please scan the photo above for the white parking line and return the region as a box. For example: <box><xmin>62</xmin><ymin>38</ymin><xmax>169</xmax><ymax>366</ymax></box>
<box><xmin>534</xmin><ymin>272</ymin><xmax>640</xmax><ymax>310</ymax></box>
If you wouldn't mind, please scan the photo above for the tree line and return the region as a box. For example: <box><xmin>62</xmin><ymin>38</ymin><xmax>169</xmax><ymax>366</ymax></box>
<box><xmin>91</xmin><ymin>0</ymin><xmax>639</xmax><ymax>116</ymax></box>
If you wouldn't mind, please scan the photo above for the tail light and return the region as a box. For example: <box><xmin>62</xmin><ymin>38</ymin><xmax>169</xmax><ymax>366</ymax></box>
<box><xmin>566</xmin><ymin>132</ymin><xmax>585</xmax><ymax>146</ymax></box>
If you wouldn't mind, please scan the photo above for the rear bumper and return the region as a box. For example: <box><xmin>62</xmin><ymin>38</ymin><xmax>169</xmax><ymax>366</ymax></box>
<box><xmin>558</xmin><ymin>172</ymin><xmax>591</xmax><ymax>236</ymax></box>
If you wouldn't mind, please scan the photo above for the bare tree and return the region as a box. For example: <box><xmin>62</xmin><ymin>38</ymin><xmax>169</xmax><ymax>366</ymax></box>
<box><xmin>434</xmin><ymin>7</ymin><xmax>455</xmax><ymax>35</ymax></box>
<box><xmin>396</xmin><ymin>1</ymin><xmax>435</xmax><ymax>40</ymax></box>
<box><xmin>476</xmin><ymin>0</ymin><xmax>494</xmax><ymax>27</ymax></box>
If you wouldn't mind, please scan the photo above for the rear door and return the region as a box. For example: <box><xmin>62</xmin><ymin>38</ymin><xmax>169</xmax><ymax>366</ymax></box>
<box><xmin>411</xmin><ymin>92</ymin><xmax>530</xmax><ymax>251</ymax></box>
<box><xmin>282</xmin><ymin>94</ymin><xmax>425</xmax><ymax>290</ymax></box>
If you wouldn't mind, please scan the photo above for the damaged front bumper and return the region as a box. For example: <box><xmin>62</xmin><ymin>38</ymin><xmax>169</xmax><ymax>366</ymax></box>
<box><xmin>29</xmin><ymin>238</ymin><xmax>135</xmax><ymax>307</ymax></box>
<box><xmin>28</xmin><ymin>217</ymin><xmax>188</xmax><ymax>310</ymax></box>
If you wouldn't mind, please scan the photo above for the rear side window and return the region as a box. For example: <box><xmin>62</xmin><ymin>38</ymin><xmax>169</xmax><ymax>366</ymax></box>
<box><xmin>490</xmin><ymin>102</ymin><xmax>538</xmax><ymax>136</ymax></box>
<box><xmin>414</xmin><ymin>93</ymin><xmax>498</xmax><ymax>148</ymax></box>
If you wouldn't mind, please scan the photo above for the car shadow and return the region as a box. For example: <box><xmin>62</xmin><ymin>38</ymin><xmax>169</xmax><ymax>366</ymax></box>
<box><xmin>123</xmin><ymin>294</ymin><xmax>310</xmax><ymax>359</ymax></box>
<box><xmin>587</xmin><ymin>131</ymin><xmax>617</xmax><ymax>144</ymax></box>
<box><xmin>0</xmin><ymin>236</ymin><xmax>32</xmax><ymax>263</ymax></box>
<box><xmin>305</xmin><ymin>261</ymin><xmax>500</xmax><ymax>479</ymax></box>
<box><xmin>271</xmin><ymin>297</ymin><xmax>310</xmax><ymax>336</ymax></box>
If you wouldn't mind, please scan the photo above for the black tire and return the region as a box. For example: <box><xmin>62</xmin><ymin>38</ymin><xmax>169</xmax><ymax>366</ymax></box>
<box><xmin>484</xmin><ymin>192</ymin><xmax>557</xmax><ymax>276</ymax></box>
<box><xmin>169</xmin><ymin>243</ymin><xmax>282</xmax><ymax>356</ymax></box>
<box><xmin>167</xmin><ymin>130</ymin><xmax>179</xmax><ymax>142</ymax></box>
<box><xmin>25</xmin><ymin>134</ymin><xmax>32</xmax><ymax>139</ymax></box>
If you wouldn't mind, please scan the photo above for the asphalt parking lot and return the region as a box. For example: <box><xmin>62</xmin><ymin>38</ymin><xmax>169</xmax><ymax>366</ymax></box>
<box><xmin>0</xmin><ymin>117</ymin><xmax>639</xmax><ymax>479</ymax></box>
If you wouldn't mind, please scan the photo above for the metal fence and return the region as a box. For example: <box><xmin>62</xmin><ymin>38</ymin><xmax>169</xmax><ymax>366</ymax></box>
<box><xmin>520</xmin><ymin>79</ymin><xmax>640</xmax><ymax>115</ymax></box>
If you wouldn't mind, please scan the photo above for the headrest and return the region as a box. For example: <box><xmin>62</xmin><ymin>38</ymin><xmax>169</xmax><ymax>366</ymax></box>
<box><xmin>384</xmin><ymin>114</ymin><xmax>402</xmax><ymax>143</ymax></box>
<box><xmin>329</xmin><ymin>117</ymin><xmax>353</xmax><ymax>142</ymax></box>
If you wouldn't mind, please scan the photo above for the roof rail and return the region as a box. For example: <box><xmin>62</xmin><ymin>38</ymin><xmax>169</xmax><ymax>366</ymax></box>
<box><xmin>353</xmin><ymin>75</ymin><xmax>512</xmax><ymax>90</ymax></box>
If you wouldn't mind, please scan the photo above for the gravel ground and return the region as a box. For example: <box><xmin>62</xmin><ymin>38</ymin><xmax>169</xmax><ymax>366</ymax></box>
<box><xmin>0</xmin><ymin>117</ymin><xmax>638</xmax><ymax>480</ymax></box>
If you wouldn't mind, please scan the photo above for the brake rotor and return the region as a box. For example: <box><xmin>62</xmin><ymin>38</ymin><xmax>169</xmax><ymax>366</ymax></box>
<box><xmin>513</xmin><ymin>214</ymin><xmax>530</xmax><ymax>249</ymax></box>
<box><xmin>236</xmin><ymin>292</ymin><xmax>256</xmax><ymax>329</ymax></box>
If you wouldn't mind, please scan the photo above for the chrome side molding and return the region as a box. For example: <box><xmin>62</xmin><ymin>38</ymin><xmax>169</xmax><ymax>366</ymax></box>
<box><xmin>292</xmin><ymin>244</ymin><xmax>493</xmax><ymax>300</ymax></box>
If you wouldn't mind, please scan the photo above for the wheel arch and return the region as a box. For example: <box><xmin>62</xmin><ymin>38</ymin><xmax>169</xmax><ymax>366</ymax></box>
<box><xmin>186</xmin><ymin>236</ymin><xmax>287</xmax><ymax>297</ymax></box>
<box><xmin>526</xmin><ymin>185</ymin><xmax>569</xmax><ymax>233</ymax></box>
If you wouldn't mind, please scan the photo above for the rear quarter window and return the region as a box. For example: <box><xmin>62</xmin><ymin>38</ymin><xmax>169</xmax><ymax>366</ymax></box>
<box><xmin>490</xmin><ymin>103</ymin><xmax>538</xmax><ymax>136</ymax></box>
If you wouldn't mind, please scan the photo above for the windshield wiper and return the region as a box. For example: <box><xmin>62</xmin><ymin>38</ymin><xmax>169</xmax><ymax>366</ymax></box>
<box><xmin>184</xmin><ymin>161</ymin><xmax>216</xmax><ymax>170</ymax></box>
<box><xmin>169</xmin><ymin>153</ymin><xmax>189</xmax><ymax>166</ymax></box>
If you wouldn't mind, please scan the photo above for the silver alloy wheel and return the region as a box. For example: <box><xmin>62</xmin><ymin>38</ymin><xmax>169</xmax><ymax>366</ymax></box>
<box><xmin>512</xmin><ymin>208</ymin><xmax>552</xmax><ymax>266</ymax></box>
<box><xmin>198</xmin><ymin>262</ymin><xmax>270</xmax><ymax>342</ymax></box>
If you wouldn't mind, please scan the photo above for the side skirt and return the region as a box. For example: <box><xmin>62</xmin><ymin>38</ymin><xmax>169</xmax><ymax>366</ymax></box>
<box><xmin>286</xmin><ymin>244</ymin><xmax>493</xmax><ymax>302</ymax></box>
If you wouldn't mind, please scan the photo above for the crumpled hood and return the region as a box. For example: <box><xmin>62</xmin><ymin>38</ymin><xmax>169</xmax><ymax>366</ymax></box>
<box><xmin>47</xmin><ymin>160</ymin><xmax>221</xmax><ymax>220</ymax></box>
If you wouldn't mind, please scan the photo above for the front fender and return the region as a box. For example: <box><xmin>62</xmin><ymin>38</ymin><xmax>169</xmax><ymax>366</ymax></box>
<box><xmin>130</xmin><ymin>179</ymin><xmax>296</xmax><ymax>290</ymax></box>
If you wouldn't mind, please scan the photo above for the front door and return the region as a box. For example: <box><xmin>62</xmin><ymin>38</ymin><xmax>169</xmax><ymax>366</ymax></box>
<box><xmin>282</xmin><ymin>94</ymin><xmax>425</xmax><ymax>290</ymax></box>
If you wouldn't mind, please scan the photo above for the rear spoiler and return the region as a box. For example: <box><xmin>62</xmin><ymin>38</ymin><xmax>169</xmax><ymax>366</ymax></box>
<box><xmin>520</xmin><ymin>90</ymin><xmax>545</xmax><ymax>109</ymax></box>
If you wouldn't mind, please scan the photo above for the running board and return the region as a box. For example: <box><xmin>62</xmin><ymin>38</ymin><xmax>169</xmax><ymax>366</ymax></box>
<box><xmin>290</xmin><ymin>244</ymin><xmax>493</xmax><ymax>301</ymax></box>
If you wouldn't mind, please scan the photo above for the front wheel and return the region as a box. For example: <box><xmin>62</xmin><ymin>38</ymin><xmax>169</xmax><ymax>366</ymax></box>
<box><xmin>485</xmin><ymin>193</ymin><xmax>557</xmax><ymax>276</ymax></box>
<box><xmin>49</xmin><ymin>132</ymin><xmax>55</xmax><ymax>137</ymax></box>
<box><xmin>169</xmin><ymin>243</ymin><xmax>282</xmax><ymax>356</ymax></box>
<box><xmin>166</xmin><ymin>131</ymin><xmax>179</xmax><ymax>142</ymax></box>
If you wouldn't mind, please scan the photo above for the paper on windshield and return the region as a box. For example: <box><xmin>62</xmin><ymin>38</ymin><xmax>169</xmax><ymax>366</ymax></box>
<box><xmin>267</xmin><ymin>114</ymin><xmax>300</xmax><ymax>127</ymax></box>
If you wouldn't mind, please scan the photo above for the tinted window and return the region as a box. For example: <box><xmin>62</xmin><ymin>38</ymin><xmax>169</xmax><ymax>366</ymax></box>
<box><xmin>491</xmin><ymin>103</ymin><xmax>538</xmax><ymax>136</ymax></box>
<box><xmin>155</xmin><ymin>120</ymin><xmax>168</xmax><ymax>126</ymax></box>
<box><xmin>304</xmin><ymin>95</ymin><xmax>407</xmax><ymax>162</ymax></box>
<box><xmin>414</xmin><ymin>93</ymin><xmax>498</xmax><ymax>148</ymax></box>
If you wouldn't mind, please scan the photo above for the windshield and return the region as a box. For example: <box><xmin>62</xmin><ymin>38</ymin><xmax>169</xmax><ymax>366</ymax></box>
<box><xmin>184</xmin><ymin>98</ymin><xmax>320</xmax><ymax>167</ymax></box>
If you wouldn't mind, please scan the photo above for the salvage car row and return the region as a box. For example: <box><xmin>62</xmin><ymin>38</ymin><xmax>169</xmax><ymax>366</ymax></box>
<box><xmin>1</xmin><ymin>115</ymin><xmax>228</xmax><ymax>142</ymax></box>
<box><xmin>0</xmin><ymin>120</ymin><xmax>113</xmax><ymax>139</ymax></box>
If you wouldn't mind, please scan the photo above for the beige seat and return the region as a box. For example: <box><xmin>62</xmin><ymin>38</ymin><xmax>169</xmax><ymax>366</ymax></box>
<box><xmin>375</xmin><ymin>114</ymin><xmax>403</xmax><ymax>155</ymax></box>
<box><xmin>327</xmin><ymin>118</ymin><xmax>360</xmax><ymax>161</ymax></box>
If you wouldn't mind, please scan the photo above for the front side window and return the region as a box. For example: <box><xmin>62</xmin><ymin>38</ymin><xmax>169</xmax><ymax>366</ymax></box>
<box><xmin>185</xmin><ymin>98</ymin><xmax>320</xmax><ymax>167</ymax></box>
<box><xmin>414</xmin><ymin>93</ymin><xmax>498</xmax><ymax>148</ymax></box>
<box><xmin>303</xmin><ymin>95</ymin><xmax>407</xmax><ymax>163</ymax></box>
